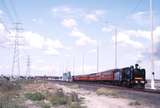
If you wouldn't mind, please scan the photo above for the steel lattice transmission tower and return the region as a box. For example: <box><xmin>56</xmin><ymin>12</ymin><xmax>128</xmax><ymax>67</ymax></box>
<box><xmin>26</xmin><ymin>55</ymin><xmax>31</xmax><ymax>77</ymax></box>
<box><xmin>11</xmin><ymin>22</ymin><xmax>23</xmax><ymax>77</ymax></box>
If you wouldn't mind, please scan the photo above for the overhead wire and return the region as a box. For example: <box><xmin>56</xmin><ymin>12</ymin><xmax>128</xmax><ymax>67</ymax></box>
<box><xmin>125</xmin><ymin>0</ymin><xmax>145</xmax><ymax>27</ymax></box>
<box><xmin>128</xmin><ymin>0</ymin><xmax>144</xmax><ymax>16</ymax></box>
<box><xmin>9</xmin><ymin>0</ymin><xmax>20</xmax><ymax>22</ymax></box>
<box><xmin>1</xmin><ymin>0</ymin><xmax>15</xmax><ymax>23</ymax></box>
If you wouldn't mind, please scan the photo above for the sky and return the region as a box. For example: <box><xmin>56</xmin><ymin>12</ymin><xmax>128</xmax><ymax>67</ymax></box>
<box><xmin>0</xmin><ymin>0</ymin><xmax>160</xmax><ymax>79</ymax></box>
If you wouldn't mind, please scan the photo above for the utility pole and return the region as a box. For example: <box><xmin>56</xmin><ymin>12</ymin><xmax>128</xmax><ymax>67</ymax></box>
<box><xmin>26</xmin><ymin>55</ymin><xmax>31</xmax><ymax>78</ymax></box>
<box><xmin>11</xmin><ymin>22</ymin><xmax>23</xmax><ymax>77</ymax></box>
<box><xmin>97</xmin><ymin>42</ymin><xmax>99</xmax><ymax>73</ymax></box>
<box><xmin>82</xmin><ymin>55</ymin><xmax>85</xmax><ymax>74</ymax></box>
<box><xmin>150</xmin><ymin>0</ymin><xmax>155</xmax><ymax>89</ymax></box>
<box><xmin>115</xmin><ymin>28</ymin><xmax>118</xmax><ymax>69</ymax></box>
<box><xmin>72</xmin><ymin>56</ymin><xmax>75</xmax><ymax>76</ymax></box>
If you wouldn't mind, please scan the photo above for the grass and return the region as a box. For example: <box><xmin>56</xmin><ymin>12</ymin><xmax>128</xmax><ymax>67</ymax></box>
<box><xmin>0</xmin><ymin>79</ymin><xmax>84</xmax><ymax>108</ymax></box>
<box><xmin>50</xmin><ymin>95</ymin><xmax>67</xmax><ymax>106</ymax></box>
<box><xmin>39</xmin><ymin>102</ymin><xmax>51</xmax><ymax>108</ymax></box>
<box><xmin>0</xmin><ymin>97</ymin><xmax>25</xmax><ymax>108</ymax></box>
<box><xmin>96</xmin><ymin>87</ymin><xmax>119</xmax><ymax>98</ymax></box>
<box><xmin>42</xmin><ymin>104</ymin><xmax>50</xmax><ymax>108</ymax></box>
<box><xmin>0</xmin><ymin>80</ymin><xmax>21</xmax><ymax>92</ymax></box>
<box><xmin>49</xmin><ymin>88</ymin><xmax>67</xmax><ymax>106</ymax></box>
<box><xmin>69</xmin><ymin>84</ymin><xmax>80</xmax><ymax>89</ymax></box>
<box><xmin>69</xmin><ymin>102</ymin><xmax>82</xmax><ymax>108</ymax></box>
<box><xmin>129</xmin><ymin>101</ymin><xmax>141</xmax><ymax>106</ymax></box>
<box><xmin>25</xmin><ymin>92</ymin><xmax>45</xmax><ymax>101</ymax></box>
<box><xmin>48</xmin><ymin>89</ymin><xmax>83</xmax><ymax>108</ymax></box>
<box><xmin>0</xmin><ymin>79</ymin><xmax>25</xmax><ymax>108</ymax></box>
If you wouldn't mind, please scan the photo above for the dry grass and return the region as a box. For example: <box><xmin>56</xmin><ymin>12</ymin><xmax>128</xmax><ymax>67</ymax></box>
<box><xmin>96</xmin><ymin>88</ymin><xmax>119</xmax><ymax>98</ymax></box>
<box><xmin>129</xmin><ymin>100</ymin><xmax>141</xmax><ymax>106</ymax></box>
<box><xmin>69</xmin><ymin>84</ymin><xmax>80</xmax><ymax>89</ymax></box>
<box><xmin>0</xmin><ymin>80</ymin><xmax>26</xmax><ymax>108</ymax></box>
<box><xmin>0</xmin><ymin>79</ymin><xmax>84</xmax><ymax>108</ymax></box>
<box><xmin>25</xmin><ymin>92</ymin><xmax>45</xmax><ymax>101</ymax></box>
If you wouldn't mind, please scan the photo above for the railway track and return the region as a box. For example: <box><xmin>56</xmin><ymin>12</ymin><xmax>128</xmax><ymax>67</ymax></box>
<box><xmin>50</xmin><ymin>80</ymin><xmax>160</xmax><ymax>94</ymax></box>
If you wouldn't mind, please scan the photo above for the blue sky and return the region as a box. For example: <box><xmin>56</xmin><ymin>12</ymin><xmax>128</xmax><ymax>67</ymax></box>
<box><xmin>0</xmin><ymin>0</ymin><xmax>160</xmax><ymax>79</ymax></box>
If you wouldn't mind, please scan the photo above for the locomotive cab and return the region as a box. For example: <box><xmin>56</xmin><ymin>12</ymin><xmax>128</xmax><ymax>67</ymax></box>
<box><xmin>133</xmin><ymin>64</ymin><xmax>146</xmax><ymax>88</ymax></box>
<box><xmin>120</xmin><ymin>64</ymin><xmax>146</xmax><ymax>88</ymax></box>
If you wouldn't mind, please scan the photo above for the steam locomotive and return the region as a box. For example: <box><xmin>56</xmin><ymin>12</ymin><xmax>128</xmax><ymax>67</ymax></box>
<box><xmin>63</xmin><ymin>64</ymin><xmax>147</xmax><ymax>88</ymax></box>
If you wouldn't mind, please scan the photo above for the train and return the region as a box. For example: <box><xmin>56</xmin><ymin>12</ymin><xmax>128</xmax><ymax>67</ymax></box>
<box><xmin>63</xmin><ymin>64</ymin><xmax>147</xmax><ymax>88</ymax></box>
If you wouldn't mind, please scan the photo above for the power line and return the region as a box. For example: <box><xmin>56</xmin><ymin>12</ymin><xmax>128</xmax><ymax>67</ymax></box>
<box><xmin>9</xmin><ymin>0</ymin><xmax>21</xmax><ymax>22</ymax></box>
<box><xmin>125</xmin><ymin>0</ymin><xmax>144</xmax><ymax>26</ymax></box>
<box><xmin>0</xmin><ymin>18</ymin><xmax>11</xmax><ymax>34</ymax></box>
<box><xmin>0</xmin><ymin>0</ymin><xmax>22</xmax><ymax>48</ymax></box>
<box><xmin>1</xmin><ymin>0</ymin><xmax>20</xmax><ymax>22</ymax></box>
<box><xmin>129</xmin><ymin>0</ymin><xmax>144</xmax><ymax>15</ymax></box>
<box><xmin>1</xmin><ymin>0</ymin><xmax>15</xmax><ymax>23</ymax></box>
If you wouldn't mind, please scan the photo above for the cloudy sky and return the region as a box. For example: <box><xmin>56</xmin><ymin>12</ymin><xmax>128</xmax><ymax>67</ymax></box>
<box><xmin>0</xmin><ymin>0</ymin><xmax>160</xmax><ymax>79</ymax></box>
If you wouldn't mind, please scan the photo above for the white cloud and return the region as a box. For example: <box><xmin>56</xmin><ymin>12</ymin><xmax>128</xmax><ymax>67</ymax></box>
<box><xmin>22</xmin><ymin>31</ymin><xmax>45</xmax><ymax>49</ymax></box>
<box><xmin>102</xmin><ymin>27</ymin><xmax>111</xmax><ymax>32</ymax></box>
<box><xmin>0</xmin><ymin>23</ymin><xmax>5</xmax><ymax>31</ymax></box>
<box><xmin>44</xmin><ymin>48</ymin><xmax>59</xmax><ymax>55</ymax></box>
<box><xmin>32</xmin><ymin>18</ymin><xmax>43</xmax><ymax>24</ymax></box>
<box><xmin>85</xmin><ymin>14</ymin><xmax>98</xmax><ymax>22</ymax></box>
<box><xmin>75</xmin><ymin>65</ymin><xmax>97</xmax><ymax>75</ymax></box>
<box><xmin>0</xmin><ymin>22</ymin><xmax>65</xmax><ymax>55</ymax></box>
<box><xmin>102</xmin><ymin>25</ymin><xmax>115</xmax><ymax>32</ymax></box>
<box><xmin>84</xmin><ymin>10</ymin><xmax>104</xmax><ymax>22</ymax></box>
<box><xmin>31</xmin><ymin>64</ymin><xmax>58</xmax><ymax>75</ymax></box>
<box><xmin>45</xmin><ymin>39</ymin><xmax>63</xmax><ymax>49</ymax></box>
<box><xmin>129</xmin><ymin>11</ymin><xmax>149</xmax><ymax>25</ymax></box>
<box><xmin>112</xmin><ymin>31</ymin><xmax>144</xmax><ymax>49</ymax></box>
<box><xmin>0</xmin><ymin>65</ymin><xmax>2</xmax><ymax>69</ymax></box>
<box><xmin>22</xmin><ymin>31</ymin><xmax>64</xmax><ymax>49</ymax></box>
<box><xmin>21</xmin><ymin>31</ymin><xmax>64</xmax><ymax>55</ymax></box>
<box><xmin>52</xmin><ymin>6</ymin><xmax>105</xmax><ymax>23</ymax></box>
<box><xmin>0</xmin><ymin>23</ymin><xmax>11</xmax><ymax>47</ymax></box>
<box><xmin>0</xmin><ymin>10</ymin><xmax>3</xmax><ymax>15</ymax></box>
<box><xmin>70</xmin><ymin>29</ymin><xmax>97</xmax><ymax>46</ymax></box>
<box><xmin>112</xmin><ymin>26</ymin><xmax>160</xmax><ymax>49</ymax></box>
<box><xmin>154</xmin><ymin>26</ymin><xmax>160</xmax><ymax>42</ymax></box>
<box><xmin>52</xmin><ymin>6</ymin><xmax>72</xmax><ymax>13</ymax></box>
<box><xmin>88</xmin><ymin>49</ymin><xmax>96</xmax><ymax>54</ymax></box>
<box><xmin>61</xmin><ymin>18</ymin><xmax>77</xmax><ymax>29</ymax></box>
<box><xmin>95</xmin><ymin>10</ymin><xmax>105</xmax><ymax>15</ymax></box>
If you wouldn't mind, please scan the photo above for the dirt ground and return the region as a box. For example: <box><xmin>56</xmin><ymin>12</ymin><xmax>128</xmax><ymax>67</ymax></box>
<box><xmin>21</xmin><ymin>81</ymin><xmax>160</xmax><ymax>108</ymax></box>
<box><xmin>55</xmin><ymin>84</ymin><xmax>151</xmax><ymax>108</ymax></box>
<box><xmin>1</xmin><ymin>80</ymin><xmax>159</xmax><ymax>108</ymax></box>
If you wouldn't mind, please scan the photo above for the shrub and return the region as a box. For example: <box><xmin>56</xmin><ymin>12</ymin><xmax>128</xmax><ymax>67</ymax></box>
<box><xmin>69</xmin><ymin>102</ymin><xmax>81</xmax><ymax>108</ymax></box>
<box><xmin>0</xmin><ymin>95</ymin><xmax>25</xmax><ymax>108</ymax></box>
<box><xmin>0</xmin><ymin>80</ymin><xmax>21</xmax><ymax>92</ymax></box>
<box><xmin>50</xmin><ymin>95</ymin><xmax>67</xmax><ymax>106</ymax></box>
<box><xmin>129</xmin><ymin>101</ymin><xmax>141</xmax><ymax>106</ymax></box>
<box><xmin>96</xmin><ymin>88</ymin><xmax>118</xmax><ymax>97</ymax></box>
<box><xmin>41</xmin><ymin>104</ymin><xmax>50</xmax><ymax>108</ymax></box>
<box><xmin>25</xmin><ymin>92</ymin><xmax>45</xmax><ymax>101</ymax></box>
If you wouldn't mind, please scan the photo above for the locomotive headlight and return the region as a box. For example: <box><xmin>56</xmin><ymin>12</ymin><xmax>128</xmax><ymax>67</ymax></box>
<box><xmin>135</xmin><ymin>81</ymin><xmax>138</xmax><ymax>83</ymax></box>
<box><xmin>141</xmin><ymin>81</ymin><xmax>145</xmax><ymax>83</ymax></box>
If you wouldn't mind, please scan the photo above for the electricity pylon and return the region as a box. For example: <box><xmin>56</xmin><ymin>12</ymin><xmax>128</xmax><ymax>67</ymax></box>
<box><xmin>11</xmin><ymin>22</ymin><xmax>23</xmax><ymax>77</ymax></box>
